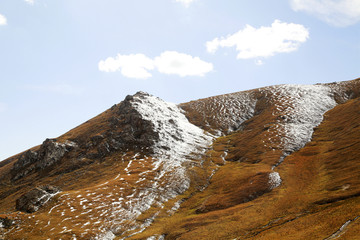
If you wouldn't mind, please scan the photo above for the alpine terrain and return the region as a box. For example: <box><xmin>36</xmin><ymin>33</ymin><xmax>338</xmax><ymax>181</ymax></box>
<box><xmin>1</xmin><ymin>78</ymin><xmax>360</xmax><ymax>240</ymax></box>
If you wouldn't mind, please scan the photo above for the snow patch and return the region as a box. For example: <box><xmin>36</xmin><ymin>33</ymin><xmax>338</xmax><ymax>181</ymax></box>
<box><xmin>266</xmin><ymin>84</ymin><xmax>337</xmax><ymax>153</ymax></box>
<box><xmin>96</xmin><ymin>231</ymin><xmax>116</xmax><ymax>240</ymax></box>
<box><xmin>268</xmin><ymin>172</ymin><xmax>281</xmax><ymax>189</ymax></box>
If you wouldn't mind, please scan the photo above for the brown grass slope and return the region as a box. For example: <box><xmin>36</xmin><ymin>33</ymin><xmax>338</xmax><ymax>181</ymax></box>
<box><xmin>1</xmin><ymin>78</ymin><xmax>360</xmax><ymax>239</ymax></box>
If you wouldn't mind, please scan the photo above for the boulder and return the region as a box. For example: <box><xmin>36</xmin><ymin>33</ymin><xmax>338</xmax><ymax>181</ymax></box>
<box><xmin>16</xmin><ymin>185</ymin><xmax>61</xmax><ymax>213</ymax></box>
<box><xmin>0</xmin><ymin>217</ymin><xmax>14</xmax><ymax>229</ymax></box>
<box><xmin>35</xmin><ymin>139</ymin><xmax>74</xmax><ymax>169</ymax></box>
<box><xmin>11</xmin><ymin>139</ymin><xmax>77</xmax><ymax>180</ymax></box>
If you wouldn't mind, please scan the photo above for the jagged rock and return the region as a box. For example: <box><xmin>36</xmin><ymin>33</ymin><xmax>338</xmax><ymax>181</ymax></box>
<box><xmin>12</xmin><ymin>150</ymin><xmax>38</xmax><ymax>170</ymax></box>
<box><xmin>16</xmin><ymin>185</ymin><xmax>61</xmax><ymax>213</ymax></box>
<box><xmin>0</xmin><ymin>217</ymin><xmax>14</xmax><ymax>229</ymax></box>
<box><xmin>97</xmin><ymin>141</ymin><xmax>111</xmax><ymax>157</ymax></box>
<box><xmin>116</xmin><ymin>92</ymin><xmax>160</xmax><ymax>148</ymax></box>
<box><xmin>91</xmin><ymin>135</ymin><xmax>104</xmax><ymax>146</ymax></box>
<box><xmin>11</xmin><ymin>139</ymin><xmax>77</xmax><ymax>180</ymax></box>
<box><xmin>35</xmin><ymin>139</ymin><xmax>76</xmax><ymax>169</ymax></box>
<box><xmin>87</xmin><ymin>92</ymin><xmax>162</xmax><ymax>159</ymax></box>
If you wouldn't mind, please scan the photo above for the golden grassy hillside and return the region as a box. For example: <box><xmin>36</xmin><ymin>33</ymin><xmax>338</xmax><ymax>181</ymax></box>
<box><xmin>1</xmin><ymin>79</ymin><xmax>360</xmax><ymax>239</ymax></box>
<box><xmin>131</xmin><ymin>82</ymin><xmax>360</xmax><ymax>240</ymax></box>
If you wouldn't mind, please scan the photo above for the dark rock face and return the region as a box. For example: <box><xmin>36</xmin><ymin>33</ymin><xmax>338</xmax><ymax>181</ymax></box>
<box><xmin>0</xmin><ymin>217</ymin><xmax>14</xmax><ymax>229</ymax></box>
<box><xmin>11</xmin><ymin>139</ymin><xmax>77</xmax><ymax>181</ymax></box>
<box><xmin>12</xmin><ymin>150</ymin><xmax>38</xmax><ymax>170</ymax></box>
<box><xmin>86</xmin><ymin>92</ymin><xmax>160</xmax><ymax>158</ymax></box>
<box><xmin>35</xmin><ymin>139</ymin><xmax>75</xmax><ymax>169</ymax></box>
<box><xmin>16</xmin><ymin>185</ymin><xmax>61</xmax><ymax>213</ymax></box>
<box><xmin>115</xmin><ymin>92</ymin><xmax>159</xmax><ymax>148</ymax></box>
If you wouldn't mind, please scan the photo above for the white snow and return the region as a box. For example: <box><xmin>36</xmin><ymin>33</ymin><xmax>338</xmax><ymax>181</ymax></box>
<box><xmin>146</xmin><ymin>235</ymin><xmax>165</xmax><ymax>240</ymax></box>
<box><xmin>268</xmin><ymin>172</ymin><xmax>282</xmax><ymax>189</ymax></box>
<box><xmin>132</xmin><ymin>92</ymin><xmax>212</xmax><ymax>159</ymax></box>
<box><xmin>98</xmin><ymin>92</ymin><xmax>213</xmax><ymax>236</ymax></box>
<box><xmin>183</xmin><ymin>91</ymin><xmax>257</xmax><ymax>134</ymax></box>
<box><xmin>185</xmin><ymin>84</ymin><xmax>339</xmax><ymax>190</ymax></box>
<box><xmin>96</xmin><ymin>231</ymin><xmax>116</xmax><ymax>240</ymax></box>
<box><xmin>265</xmin><ymin>84</ymin><xmax>337</xmax><ymax>154</ymax></box>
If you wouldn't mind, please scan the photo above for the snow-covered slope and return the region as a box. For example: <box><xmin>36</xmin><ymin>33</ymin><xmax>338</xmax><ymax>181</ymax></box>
<box><xmin>111</xmin><ymin>92</ymin><xmax>212</xmax><ymax>236</ymax></box>
<box><xmin>181</xmin><ymin>83</ymin><xmax>350</xmax><ymax>189</ymax></box>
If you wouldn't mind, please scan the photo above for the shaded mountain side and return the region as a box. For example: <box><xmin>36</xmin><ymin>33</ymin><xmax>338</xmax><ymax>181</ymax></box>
<box><xmin>131</xmin><ymin>89</ymin><xmax>360</xmax><ymax>240</ymax></box>
<box><xmin>0</xmin><ymin>78</ymin><xmax>360</xmax><ymax>239</ymax></box>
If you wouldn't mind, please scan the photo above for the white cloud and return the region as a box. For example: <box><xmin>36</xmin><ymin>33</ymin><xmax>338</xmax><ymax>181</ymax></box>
<box><xmin>98</xmin><ymin>51</ymin><xmax>213</xmax><ymax>79</ymax></box>
<box><xmin>24</xmin><ymin>0</ymin><xmax>35</xmax><ymax>5</ymax></box>
<box><xmin>0</xmin><ymin>14</ymin><xmax>7</xmax><ymax>26</ymax></box>
<box><xmin>206</xmin><ymin>20</ymin><xmax>309</xmax><ymax>62</ymax></box>
<box><xmin>154</xmin><ymin>51</ymin><xmax>213</xmax><ymax>77</ymax></box>
<box><xmin>176</xmin><ymin>0</ymin><xmax>196</xmax><ymax>7</ymax></box>
<box><xmin>99</xmin><ymin>54</ymin><xmax>155</xmax><ymax>79</ymax></box>
<box><xmin>290</xmin><ymin>0</ymin><xmax>360</xmax><ymax>27</ymax></box>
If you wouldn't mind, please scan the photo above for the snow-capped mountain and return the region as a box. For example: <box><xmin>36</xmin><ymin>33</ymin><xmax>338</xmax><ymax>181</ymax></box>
<box><xmin>1</xmin><ymin>78</ymin><xmax>360</xmax><ymax>240</ymax></box>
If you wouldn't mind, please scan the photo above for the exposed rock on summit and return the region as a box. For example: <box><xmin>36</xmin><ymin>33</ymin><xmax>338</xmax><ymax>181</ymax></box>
<box><xmin>106</xmin><ymin>92</ymin><xmax>162</xmax><ymax>151</ymax></box>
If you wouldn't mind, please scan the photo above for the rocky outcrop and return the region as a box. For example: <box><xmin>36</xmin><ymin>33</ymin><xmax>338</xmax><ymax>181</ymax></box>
<box><xmin>11</xmin><ymin>139</ymin><xmax>77</xmax><ymax>180</ymax></box>
<box><xmin>35</xmin><ymin>139</ymin><xmax>76</xmax><ymax>169</ymax></box>
<box><xmin>16</xmin><ymin>185</ymin><xmax>60</xmax><ymax>213</ymax></box>
<box><xmin>112</xmin><ymin>92</ymin><xmax>160</xmax><ymax>148</ymax></box>
<box><xmin>0</xmin><ymin>217</ymin><xmax>14</xmax><ymax>229</ymax></box>
<box><xmin>85</xmin><ymin>92</ymin><xmax>163</xmax><ymax>159</ymax></box>
<box><xmin>12</xmin><ymin>150</ymin><xmax>38</xmax><ymax>171</ymax></box>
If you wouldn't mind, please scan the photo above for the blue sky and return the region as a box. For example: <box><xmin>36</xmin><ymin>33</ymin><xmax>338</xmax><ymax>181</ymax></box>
<box><xmin>0</xmin><ymin>0</ymin><xmax>359</xmax><ymax>160</ymax></box>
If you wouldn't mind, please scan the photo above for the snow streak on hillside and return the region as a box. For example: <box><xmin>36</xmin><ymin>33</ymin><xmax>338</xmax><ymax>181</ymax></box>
<box><xmin>183</xmin><ymin>84</ymin><xmax>338</xmax><ymax>188</ymax></box>
<box><xmin>182</xmin><ymin>91</ymin><xmax>257</xmax><ymax>135</ymax></box>
<box><xmin>264</xmin><ymin>85</ymin><xmax>337</xmax><ymax>187</ymax></box>
<box><xmin>108</xmin><ymin>93</ymin><xmax>212</xmax><ymax>237</ymax></box>
<box><xmin>265</xmin><ymin>84</ymin><xmax>337</xmax><ymax>156</ymax></box>
<box><xmin>132</xmin><ymin>92</ymin><xmax>212</xmax><ymax>162</ymax></box>
<box><xmin>100</xmin><ymin>93</ymin><xmax>212</xmax><ymax>237</ymax></box>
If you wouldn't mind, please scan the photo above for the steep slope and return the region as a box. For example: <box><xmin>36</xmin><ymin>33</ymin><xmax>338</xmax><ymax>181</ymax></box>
<box><xmin>1</xmin><ymin>78</ymin><xmax>360</xmax><ymax>240</ymax></box>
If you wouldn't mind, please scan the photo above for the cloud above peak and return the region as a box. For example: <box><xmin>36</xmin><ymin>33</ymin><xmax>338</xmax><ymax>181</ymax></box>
<box><xmin>98</xmin><ymin>51</ymin><xmax>213</xmax><ymax>79</ymax></box>
<box><xmin>0</xmin><ymin>14</ymin><xmax>7</xmax><ymax>26</ymax></box>
<box><xmin>206</xmin><ymin>20</ymin><xmax>309</xmax><ymax>63</ymax></box>
<box><xmin>290</xmin><ymin>0</ymin><xmax>360</xmax><ymax>27</ymax></box>
<box><xmin>99</xmin><ymin>54</ymin><xmax>154</xmax><ymax>79</ymax></box>
<box><xmin>155</xmin><ymin>51</ymin><xmax>212</xmax><ymax>77</ymax></box>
